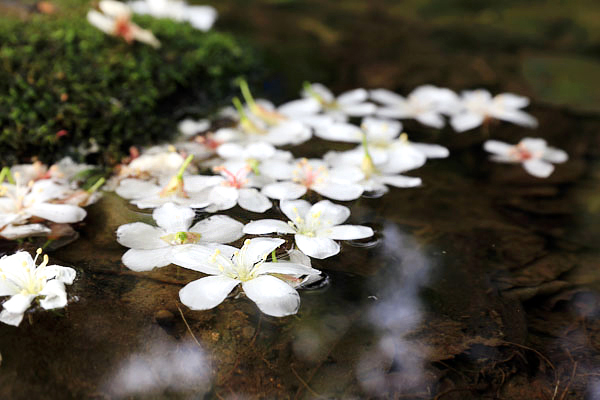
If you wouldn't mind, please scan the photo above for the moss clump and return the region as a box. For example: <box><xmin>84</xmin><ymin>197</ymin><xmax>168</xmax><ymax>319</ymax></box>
<box><xmin>0</xmin><ymin>9</ymin><xmax>258</xmax><ymax>164</ymax></box>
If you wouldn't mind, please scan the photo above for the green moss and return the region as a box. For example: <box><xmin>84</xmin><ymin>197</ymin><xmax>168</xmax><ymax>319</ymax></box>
<box><xmin>0</xmin><ymin>10</ymin><xmax>259</xmax><ymax>164</ymax></box>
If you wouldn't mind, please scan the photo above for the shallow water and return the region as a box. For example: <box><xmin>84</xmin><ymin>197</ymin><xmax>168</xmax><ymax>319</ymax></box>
<box><xmin>2</xmin><ymin>1</ymin><xmax>600</xmax><ymax>399</ymax></box>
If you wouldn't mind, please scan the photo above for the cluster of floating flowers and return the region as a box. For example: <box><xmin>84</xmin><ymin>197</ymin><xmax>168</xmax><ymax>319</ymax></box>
<box><xmin>108</xmin><ymin>80</ymin><xmax>568</xmax><ymax>317</ymax></box>
<box><xmin>0</xmin><ymin>79</ymin><xmax>569</xmax><ymax>323</ymax></box>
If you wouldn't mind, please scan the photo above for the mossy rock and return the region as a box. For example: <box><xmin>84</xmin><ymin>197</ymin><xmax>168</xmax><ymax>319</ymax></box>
<box><xmin>0</xmin><ymin>6</ymin><xmax>259</xmax><ymax>165</ymax></box>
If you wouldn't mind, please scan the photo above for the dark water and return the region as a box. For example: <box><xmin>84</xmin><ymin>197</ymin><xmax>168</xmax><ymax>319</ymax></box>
<box><xmin>2</xmin><ymin>1</ymin><xmax>600</xmax><ymax>399</ymax></box>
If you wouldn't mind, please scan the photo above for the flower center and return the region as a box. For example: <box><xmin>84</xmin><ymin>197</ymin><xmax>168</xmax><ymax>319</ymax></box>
<box><xmin>510</xmin><ymin>143</ymin><xmax>536</xmax><ymax>161</ymax></box>
<box><xmin>0</xmin><ymin>248</ymin><xmax>48</xmax><ymax>295</ymax></box>
<box><xmin>214</xmin><ymin>165</ymin><xmax>250</xmax><ymax>189</ymax></box>
<box><xmin>287</xmin><ymin>206</ymin><xmax>326</xmax><ymax>237</ymax></box>
<box><xmin>292</xmin><ymin>159</ymin><xmax>326</xmax><ymax>188</ymax></box>
<box><xmin>196</xmin><ymin>134</ymin><xmax>222</xmax><ymax>150</ymax></box>
<box><xmin>207</xmin><ymin>239</ymin><xmax>271</xmax><ymax>282</ymax></box>
<box><xmin>159</xmin><ymin>155</ymin><xmax>194</xmax><ymax>198</ymax></box>
<box><xmin>239</xmin><ymin>79</ymin><xmax>287</xmax><ymax>126</ymax></box>
<box><xmin>114</xmin><ymin>16</ymin><xmax>134</xmax><ymax>42</ymax></box>
<box><xmin>160</xmin><ymin>231</ymin><xmax>202</xmax><ymax>245</ymax></box>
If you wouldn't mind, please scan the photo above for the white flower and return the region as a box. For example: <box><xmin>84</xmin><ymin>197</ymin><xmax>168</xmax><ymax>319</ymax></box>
<box><xmin>450</xmin><ymin>90</ymin><xmax>538</xmax><ymax>132</ymax></box>
<box><xmin>302</xmin><ymin>83</ymin><xmax>376</xmax><ymax>122</ymax></box>
<box><xmin>196</xmin><ymin>162</ymin><xmax>273</xmax><ymax>213</ymax></box>
<box><xmin>0</xmin><ymin>224</ymin><xmax>51</xmax><ymax>240</ymax></box>
<box><xmin>178</xmin><ymin>118</ymin><xmax>211</xmax><ymax>137</ymax></box>
<box><xmin>244</xmin><ymin>200</ymin><xmax>373</xmax><ymax>259</ymax></box>
<box><xmin>0</xmin><ymin>174</ymin><xmax>87</xmax><ymax>232</ymax></box>
<box><xmin>371</xmin><ymin>85</ymin><xmax>460</xmax><ymax>129</ymax></box>
<box><xmin>116</xmin><ymin>202</ymin><xmax>243</xmax><ymax>271</ymax></box>
<box><xmin>0</xmin><ymin>249</ymin><xmax>76</xmax><ymax>326</ymax></box>
<box><xmin>483</xmin><ymin>138</ymin><xmax>568</xmax><ymax>178</ymax></box>
<box><xmin>129</xmin><ymin>0</ymin><xmax>217</xmax><ymax>31</ymax></box>
<box><xmin>115</xmin><ymin>155</ymin><xmax>216</xmax><ymax>209</ymax></box>
<box><xmin>87</xmin><ymin>0</ymin><xmax>161</xmax><ymax>48</ymax></box>
<box><xmin>173</xmin><ymin>238</ymin><xmax>321</xmax><ymax>317</ymax></box>
<box><xmin>261</xmin><ymin>158</ymin><xmax>364</xmax><ymax>201</ymax></box>
<box><xmin>215</xmin><ymin>141</ymin><xmax>293</xmax><ymax>180</ymax></box>
<box><xmin>214</xmin><ymin>82</ymin><xmax>312</xmax><ymax>147</ymax></box>
<box><xmin>117</xmin><ymin>149</ymin><xmax>196</xmax><ymax>182</ymax></box>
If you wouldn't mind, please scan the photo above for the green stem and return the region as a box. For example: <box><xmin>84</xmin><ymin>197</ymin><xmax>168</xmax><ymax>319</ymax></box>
<box><xmin>238</xmin><ymin>79</ymin><xmax>256</xmax><ymax>109</ymax></box>
<box><xmin>0</xmin><ymin>167</ymin><xmax>15</xmax><ymax>184</ymax></box>
<box><xmin>303</xmin><ymin>81</ymin><xmax>323</xmax><ymax>103</ymax></box>
<box><xmin>271</xmin><ymin>250</ymin><xmax>277</xmax><ymax>263</ymax></box>
<box><xmin>176</xmin><ymin>155</ymin><xmax>194</xmax><ymax>179</ymax></box>
<box><xmin>232</xmin><ymin>96</ymin><xmax>248</xmax><ymax>120</ymax></box>
<box><xmin>361</xmin><ymin>132</ymin><xmax>372</xmax><ymax>160</ymax></box>
<box><xmin>87</xmin><ymin>177</ymin><xmax>105</xmax><ymax>193</ymax></box>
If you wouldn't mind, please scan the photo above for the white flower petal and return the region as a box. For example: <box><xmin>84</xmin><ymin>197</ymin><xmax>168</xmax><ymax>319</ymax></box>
<box><xmin>262</xmin><ymin>182</ymin><xmax>307</xmax><ymax>200</ymax></box>
<box><xmin>184</xmin><ymin>175</ymin><xmax>224</xmax><ymax>192</ymax></box>
<box><xmin>116</xmin><ymin>222</ymin><xmax>167</xmax><ymax>250</ymax></box>
<box><xmin>370</xmin><ymin>89</ymin><xmax>404</xmax><ymax>106</ymax></box>
<box><xmin>484</xmin><ymin>140</ymin><xmax>513</xmax><ymax>157</ymax></box>
<box><xmin>243</xmin><ymin>219</ymin><xmax>296</xmax><ymax>235</ymax></box>
<box><xmin>295</xmin><ymin>234</ymin><xmax>340</xmax><ymax>259</ymax></box>
<box><xmin>242</xmin><ymin>275</ymin><xmax>300</xmax><ymax>317</ymax></box>
<box><xmin>178</xmin><ymin>118</ymin><xmax>210</xmax><ymax>136</ymax></box>
<box><xmin>121</xmin><ymin>248</ymin><xmax>174</xmax><ymax>271</ymax></box>
<box><xmin>337</xmin><ymin>88</ymin><xmax>368</xmax><ymax>105</ymax></box>
<box><xmin>308</xmin><ymin>200</ymin><xmax>350</xmax><ymax>226</ymax></box>
<box><xmin>204</xmin><ymin>185</ymin><xmax>238</xmax><ymax>212</ymax></box>
<box><xmin>315</xmin><ymin>123</ymin><xmax>363</xmax><ymax>143</ymax></box>
<box><xmin>253</xmin><ymin>261</ymin><xmax>320</xmax><ymax>276</ymax></box>
<box><xmin>414</xmin><ymin>111</ymin><xmax>446</xmax><ymax>129</ymax></box>
<box><xmin>2</xmin><ymin>293</ymin><xmax>35</xmax><ymax>314</ymax></box>
<box><xmin>171</xmin><ymin>244</ymin><xmax>232</xmax><ymax>274</ymax></box>
<box><xmin>318</xmin><ymin>224</ymin><xmax>373</xmax><ymax>240</ymax></box>
<box><xmin>411</xmin><ymin>143</ymin><xmax>449</xmax><ymax>159</ymax></box>
<box><xmin>523</xmin><ymin>159</ymin><xmax>554</xmax><ymax>178</ymax></box>
<box><xmin>187</xmin><ymin>5</ymin><xmax>217</xmax><ymax>31</ymax></box>
<box><xmin>450</xmin><ymin>112</ymin><xmax>485</xmax><ymax>132</ymax></box>
<box><xmin>179</xmin><ymin>276</ymin><xmax>240</xmax><ymax>311</ymax></box>
<box><xmin>342</xmin><ymin>102</ymin><xmax>377</xmax><ymax>116</ymax></box>
<box><xmin>87</xmin><ymin>10</ymin><xmax>115</xmax><ymax>35</ymax></box>
<box><xmin>379</xmin><ymin>174</ymin><xmax>422</xmax><ymax>188</ymax></box>
<box><xmin>312</xmin><ymin>182</ymin><xmax>363</xmax><ymax>201</ymax></box>
<box><xmin>259</xmin><ymin>159</ymin><xmax>295</xmax><ymax>180</ymax></box>
<box><xmin>0</xmin><ymin>224</ymin><xmax>51</xmax><ymax>240</ymax></box>
<box><xmin>495</xmin><ymin>110</ymin><xmax>538</xmax><ymax>128</ymax></box>
<box><xmin>278</xmin><ymin>98</ymin><xmax>321</xmax><ymax>117</ymax></box>
<box><xmin>0</xmin><ymin>310</ymin><xmax>24</xmax><ymax>326</ymax></box>
<box><xmin>280</xmin><ymin>199</ymin><xmax>312</xmax><ymax>221</ymax></box>
<box><xmin>237</xmin><ymin>188</ymin><xmax>272</xmax><ymax>213</ymax></box>
<box><xmin>39</xmin><ymin>280</ymin><xmax>68</xmax><ymax>310</ymax></box>
<box><xmin>189</xmin><ymin>215</ymin><xmax>243</xmax><ymax>243</ymax></box>
<box><xmin>152</xmin><ymin>202</ymin><xmax>195</xmax><ymax>233</ymax></box>
<box><xmin>28</xmin><ymin>203</ymin><xmax>86</xmax><ymax>224</ymax></box>
<box><xmin>239</xmin><ymin>238</ymin><xmax>285</xmax><ymax>266</ymax></box>
<box><xmin>543</xmin><ymin>148</ymin><xmax>568</xmax><ymax>164</ymax></box>
<box><xmin>116</xmin><ymin>179</ymin><xmax>160</xmax><ymax>200</ymax></box>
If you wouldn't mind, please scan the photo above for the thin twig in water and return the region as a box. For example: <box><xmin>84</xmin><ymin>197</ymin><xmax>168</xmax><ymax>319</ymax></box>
<box><xmin>559</xmin><ymin>362</ymin><xmax>578</xmax><ymax>400</ymax></box>
<box><xmin>501</xmin><ymin>341</ymin><xmax>555</xmax><ymax>370</ymax></box>
<box><xmin>291</xmin><ymin>365</ymin><xmax>323</xmax><ymax>399</ymax></box>
<box><xmin>177</xmin><ymin>305</ymin><xmax>202</xmax><ymax>348</ymax></box>
<box><xmin>250</xmin><ymin>315</ymin><xmax>262</xmax><ymax>346</ymax></box>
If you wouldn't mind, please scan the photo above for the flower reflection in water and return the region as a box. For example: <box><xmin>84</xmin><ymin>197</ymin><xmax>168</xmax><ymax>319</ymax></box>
<box><xmin>358</xmin><ymin>222</ymin><xmax>431</xmax><ymax>396</ymax></box>
<box><xmin>105</xmin><ymin>338</ymin><xmax>212</xmax><ymax>398</ymax></box>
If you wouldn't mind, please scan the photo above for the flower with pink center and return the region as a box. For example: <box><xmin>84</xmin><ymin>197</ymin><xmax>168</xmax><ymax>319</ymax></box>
<box><xmin>483</xmin><ymin>137</ymin><xmax>567</xmax><ymax>178</ymax></box>
<box><xmin>87</xmin><ymin>0</ymin><xmax>161</xmax><ymax>48</ymax></box>
<box><xmin>261</xmin><ymin>158</ymin><xmax>364</xmax><ymax>201</ymax></box>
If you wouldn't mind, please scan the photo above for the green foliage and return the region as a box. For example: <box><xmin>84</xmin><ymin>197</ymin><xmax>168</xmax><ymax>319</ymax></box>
<box><xmin>0</xmin><ymin>11</ymin><xmax>258</xmax><ymax>164</ymax></box>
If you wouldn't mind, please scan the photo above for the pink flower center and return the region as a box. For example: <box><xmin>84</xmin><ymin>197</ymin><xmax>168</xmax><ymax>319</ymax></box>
<box><xmin>214</xmin><ymin>166</ymin><xmax>250</xmax><ymax>189</ymax></box>
<box><xmin>114</xmin><ymin>17</ymin><xmax>134</xmax><ymax>43</ymax></box>
<box><xmin>293</xmin><ymin>159</ymin><xmax>326</xmax><ymax>188</ymax></box>
<box><xmin>510</xmin><ymin>144</ymin><xmax>534</xmax><ymax>161</ymax></box>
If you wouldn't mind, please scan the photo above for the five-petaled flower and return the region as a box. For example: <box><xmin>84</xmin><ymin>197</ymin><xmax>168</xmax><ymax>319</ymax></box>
<box><xmin>173</xmin><ymin>238</ymin><xmax>321</xmax><ymax>317</ymax></box>
<box><xmin>116</xmin><ymin>202</ymin><xmax>244</xmax><ymax>271</ymax></box>
<box><xmin>244</xmin><ymin>200</ymin><xmax>373</xmax><ymax>259</ymax></box>
<box><xmin>483</xmin><ymin>137</ymin><xmax>568</xmax><ymax>178</ymax></box>
<box><xmin>0</xmin><ymin>249</ymin><xmax>76</xmax><ymax>326</ymax></box>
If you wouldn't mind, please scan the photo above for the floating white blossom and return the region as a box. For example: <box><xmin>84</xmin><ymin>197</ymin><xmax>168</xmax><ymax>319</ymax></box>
<box><xmin>129</xmin><ymin>0</ymin><xmax>217</xmax><ymax>31</ymax></box>
<box><xmin>450</xmin><ymin>90</ymin><xmax>538</xmax><ymax>132</ymax></box>
<box><xmin>371</xmin><ymin>85</ymin><xmax>460</xmax><ymax>129</ymax></box>
<box><xmin>483</xmin><ymin>137</ymin><xmax>567</xmax><ymax>178</ymax></box>
<box><xmin>116</xmin><ymin>202</ymin><xmax>243</xmax><ymax>271</ymax></box>
<box><xmin>302</xmin><ymin>82</ymin><xmax>376</xmax><ymax>122</ymax></box>
<box><xmin>0</xmin><ymin>173</ymin><xmax>87</xmax><ymax>239</ymax></box>
<box><xmin>244</xmin><ymin>200</ymin><xmax>373</xmax><ymax>259</ymax></box>
<box><xmin>0</xmin><ymin>249</ymin><xmax>76</xmax><ymax>326</ymax></box>
<box><xmin>261</xmin><ymin>158</ymin><xmax>364</xmax><ymax>201</ymax></box>
<box><xmin>87</xmin><ymin>0</ymin><xmax>161</xmax><ymax>48</ymax></box>
<box><xmin>173</xmin><ymin>238</ymin><xmax>321</xmax><ymax>317</ymax></box>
